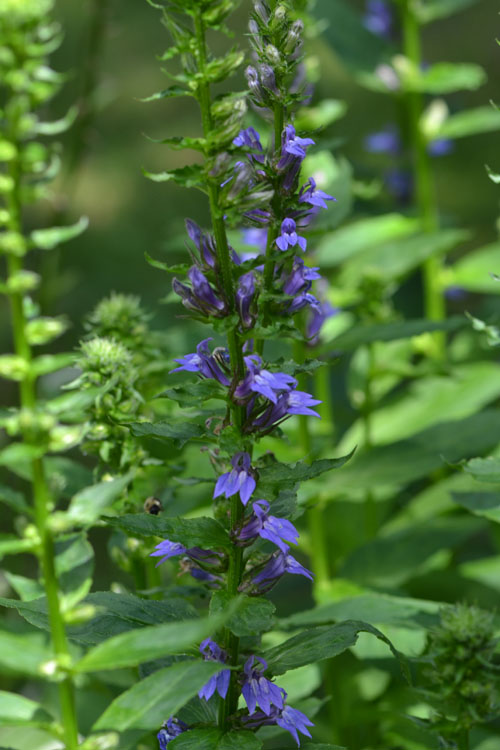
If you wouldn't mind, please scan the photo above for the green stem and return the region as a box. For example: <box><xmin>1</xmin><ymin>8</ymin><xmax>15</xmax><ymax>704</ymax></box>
<box><xmin>401</xmin><ymin>0</ymin><xmax>445</xmax><ymax>357</ymax></box>
<box><xmin>6</xmin><ymin>170</ymin><xmax>79</xmax><ymax>750</ymax></box>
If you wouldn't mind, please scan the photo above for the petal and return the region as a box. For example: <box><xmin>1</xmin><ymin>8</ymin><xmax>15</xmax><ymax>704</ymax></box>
<box><xmin>239</xmin><ymin>474</ymin><xmax>256</xmax><ymax>505</ymax></box>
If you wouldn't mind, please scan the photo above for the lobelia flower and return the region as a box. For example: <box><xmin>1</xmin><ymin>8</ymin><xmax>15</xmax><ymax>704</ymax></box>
<box><xmin>298</xmin><ymin>177</ymin><xmax>336</xmax><ymax>210</ymax></box>
<box><xmin>171</xmin><ymin>338</ymin><xmax>230</xmax><ymax>386</ymax></box>
<box><xmin>363</xmin><ymin>0</ymin><xmax>393</xmax><ymax>39</ymax></box>
<box><xmin>276</xmin><ymin>218</ymin><xmax>307</xmax><ymax>252</ymax></box>
<box><xmin>236</xmin><ymin>271</ymin><xmax>257</xmax><ymax>329</ymax></box>
<box><xmin>248</xmin><ymin>389</ymin><xmax>321</xmax><ymax>433</ymax></box>
<box><xmin>157</xmin><ymin>717</ymin><xmax>188</xmax><ymax>749</ymax></box>
<box><xmin>234</xmin><ymin>355</ymin><xmax>297</xmax><ymax>404</ymax></box>
<box><xmin>307</xmin><ymin>300</ymin><xmax>339</xmax><ymax>343</ymax></box>
<box><xmin>237</xmin><ymin>499</ymin><xmax>299</xmax><ymax>552</ymax></box>
<box><xmin>364</xmin><ymin>128</ymin><xmax>400</xmax><ymax>155</ymax></box>
<box><xmin>185</xmin><ymin>219</ymin><xmax>217</xmax><ymax>268</ymax></box>
<box><xmin>278</xmin><ymin>125</ymin><xmax>315</xmax><ymax>166</ymax></box>
<box><xmin>241</xmin><ymin>655</ymin><xmax>284</xmax><ymax>715</ymax></box>
<box><xmin>252</xmin><ymin>548</ymin><xmax>314</xmax><ymax>588</ymax></box>
<box><xmin>243</xmin><ymin>698</ymin><xmax>314</xmax><ymax>747</ymax></box>
<box><xmin>259</xmin><ymin>63</ymin><xmax>278</xmax><ymax>94</ymax></box>
<box><xmin>214</xmin><ymin>452</ymin><xmax>256</xmax><ymax>506</ymax></box>
<box><xmin>385</xmin><ymin>168</ymin><xmax>413</xmax><ymax>204</ymax></box>
<box><xmin>233</xmin><ymin>127</ymin><xmax>265</xmax><ymax>163</ymax></box>
<box><xmin>198</xmin><ymin>638</ymin><xmax>231</xmax><ymax>701</ymax></box>
<box><xmin>150</xmin><ymin>539</ymin><xmax>222</xmax><ymax>568</ymax></box>
<box><xmin>283</xmin><ymin>257</ymin><xmax>321</xmax><ymax>297</ymax></box>
<box><xmin>287</xmin><ymin>292</ymin><xmax>321</xmax><ymax>315</ymax></box>
<box><xmin>428</xmin><ymin>137</ymin><xmax>453</xmax><ymax>157</ymax></box>
<box><xmin>173</xmin><ymin>266</ymin><xmax>226</xmax><ymax>318</ymax></box>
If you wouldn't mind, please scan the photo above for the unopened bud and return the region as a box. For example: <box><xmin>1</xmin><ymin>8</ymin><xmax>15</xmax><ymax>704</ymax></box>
<box><xmin>259</xmin><ymin>64</ymin><xmax>278</xmax><ymax>94</ymax></box>
<box><xmin>253</xmin><ymin>0</ymin><xmax>270</xmax><ymax>24</ymax></box>
<box><xmin>285</xmin><ymin>19</ymin><xmax>304</xmax><ymax>53</ymax></box>
<box><xmin>264</xmin><ymin>44</ymin><xmax>280</xmax><ymax>66</ymax></box>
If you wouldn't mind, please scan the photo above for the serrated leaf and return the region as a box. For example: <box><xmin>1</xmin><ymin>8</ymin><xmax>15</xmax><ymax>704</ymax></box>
<box><xmin>258</xmin><ymin>453</ymin><xmax>354</xmax><ymax>498</ymax></box>
<box><xmin>93</xmin><ymin>660</ymin><xmax>223</xmax><ymax>731</ymax></box>
<box><xmin>66</xmin><ymin>472</ymin><xmax>134</xmax><ymax>527</ymax></box>
<box><xmin>143</xmin><ymin>164</ymin><xmax>205</xmax><ymax>190</ymax></box>
<box><xmin>210</xmin><ymin>591</ymin><xmax>275</xmax><ymax>636</ymax></box>
<box><xmin>264</xmin><ymin>620</ymin><xmax>408</xmax><ymax>680</ymax></box>
<box><xmin>30</xmin><ymin>216</ymin><xmax>88</xmax><ymax>250</ymax></box>
<box><xmin>147</xmin><ymin>135</ymin><xmax>206</xmax><ymax>152</ymax></box>
<box><xmin>104</xmin><ymin>514</ymin><xmax>231</xmax><ymax>549</ymax></box>
<box><xmin>158</xmin><ymin>379</ymin><xmax>227</xmax><ymax>406</ymax></box>
<box><xmin>130</xmin><ymin>420</ymin><xmax>206</xmax><ymax>447</ymax></box>
<box><xmin>75</xmin><ymin>610</ymin><xmax>235</xmax><ymax>672</ymax></box>
<box><xmin>140</xmin><ymin>85</ymin><xmax>193</xmax><ymax>102</ymax></box>
<box><xmin>170</xmin><ymin>729</ymin><xmax>222</xmax><ymax>750</ymax></box>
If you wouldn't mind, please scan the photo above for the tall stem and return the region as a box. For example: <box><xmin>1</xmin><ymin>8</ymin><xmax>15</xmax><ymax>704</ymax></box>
<box><xmin>401</xmin><ymin>0</ymin><xmax>445</xmax><ymax>357</ymax></box>
<box><xmin>193</xmin><ymin>10</ymin><xmax>247</xmax><ymax>729</ymax></box>
<box><xmin>6</xmin><ymin>167</ymin><xmax>79</xmax><ymax>750</ymax></box>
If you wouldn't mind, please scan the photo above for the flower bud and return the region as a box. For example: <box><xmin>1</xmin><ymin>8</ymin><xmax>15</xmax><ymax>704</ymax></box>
<box><xmin>285</xmin><ymin>19</ymin><xmax>304</xmax><ymax>53</ymax></box>
<box><xmin>259</xmin><ymin>63</ymin><xmax>278</xmax><ymax>94</ymax></box>
<box><xmin>253</xmin><ymin>0</ymin><xmax>270</xmax><ymax>24</ymax></box>
<box><xmin>264</xmin><ymin>44</ymin><xmax>280</xmax><ymax>66</ymax></box>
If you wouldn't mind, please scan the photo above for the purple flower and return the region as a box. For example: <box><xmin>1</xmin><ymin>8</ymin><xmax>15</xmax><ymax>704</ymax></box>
<box><xmin>185</xmin><ymin>219</ymin><xmax>217</xmax><ymax>268</ymax></box>
<box><xmin>157</xmin><ymin>718</ymin><xmax>188</xmax><ymax>749</ymax></box>
<box><xmin>252</xmin><ymin>548</ymin><xmax>314</xmax><ymax>587</ymax></box>
<box><xmin>287</xmin><ymin>389</ymin><xmax>322</xmax><ymax>417</ymax></box>
<box><xmin>384</xmin><ymin>168</ymin><xmax>413</xmax><ymax>204</ymax></box>
<box><xmin>276</xmin><ymin>218</ymin><xmax>307</xmax><ymax>252</ymax></box>
<box><xmin>242</xmin><ymin>701</ymin><xmax>314</xmax><ymax>746</ymax></box>
<box><xmin>364</xmin><ymin>128</ymin><xmax>400</xmax><ymax>155</ymax></box>
<box><xmin>283</xmin><ymin>258</ymin><xmax>321</xmax><ymax>297</ymax></box>
<box><xmin>235</xmin><ymin>355</ymin><xmax>297</xmax><ymax>403</ymax></box>
<box><xmin>198</xmin><ymin>638</ymin><xmax>231</xmax><ymax>701</ymax></box>
<box><xmin>363</xmin><ymin>0</ymin><xmax>393</xmax><ymax>39</ymax></box>
<box><xmin>172</xmin><ymin>266</ymin><xmax>226</xmax><ymax>318</ymax></box>
<box><xmin>298</xmin><ymin>178</ymin><xmax>336</xmax><ymax>210</ymax></box>
<box><xmin>236</xmin><ymin>271</ymin><xmax>256</xmax><ymax>329</ymax></box>
<box><xmin>288</xmin><ymin>292</ymin><xmax>321</xmax><ymax>315</ymax></box>
<box><xmin>214</xmin><ymin>452</ymin><xmax>256</xmax><ymax>506</ymax></box>
<box><xmin>171</xmin><ymin>338</ymin><xmax>230</xmax><ymax>386</ymax></box>
<box><xmin>241</xmin><ymin>655</ymin><xmax>284</xmax><ymax>715</ymax></box>
<box><xmin>188</xmin><ymin>566</ymin><xmax>223</xmax><ymax>586</ymax></box>
<box><xmin>259</xmin><ymin>63</ymin><xmax>278</xmax><ymax>94</ymax></box>
<box><xmin>307</xmin><ymin>300</ymin><xmax>338</xmax><ymax>342</ymax></box>
<box><xmin>150</xmin><ymin>540</ymin><xmax>186</xmax><ymax>567</ymax></box>
<box><xmin>242</xmin><ymin>227</ymin><xmax>268</xmax><ymax>256</ymax></box>
<box><xmin>248</xmin><ymin>388</ymin><xmax>321</xmax><ymax>434</ymax></box>
<box><xmin>278</xmin><ymin>125</ymin><xmax>315</xmax><ymax>165</ymax></box>
<box><xmin>238</xmin><ymin>499</ymin><xmax>299</xmax><ymax>552</ymax></box>
<box><xmin>233</xmin><ymin>127</ymin><xmax>265</xmax><ymax>163</ymax></box>
<box><xmin>428</xmin><ymin>138</ymin><xmax>453</xmax><ymax>157</ymax></box>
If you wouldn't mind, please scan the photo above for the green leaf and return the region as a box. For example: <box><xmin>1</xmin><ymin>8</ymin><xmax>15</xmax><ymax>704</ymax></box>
<box><xmin>130</xmin><ymin>420</ymin><xmax>206</xmax><ymax>447</ymax></box>
<box><xmin>66</xmin><ymin>472</ymin><xmax>134</xmax><ymax>527</ymax></box>
<box><xmin>140</xmin><ymin>85</ymin><xmax>193</xmax><ymax>102</ymax></box>
<box><xmin>0</xmin><ymin>484</ymin><xmax>31</xmax><ymax>514</ymax></box>
<box><xmin>0</xmin><ymin>691</ymin><xmax>53</xmax><ymax>727</ymax></box>
<box><xmin>0</xmin><ymin>535</ymin><xmax>36</xmax><ymax>560</ymax></box>
<box><xmin>147</xmin><ymin>135</ymin><xmax>206</xmax><ymax>152</ymax></box>
<box><xmin>4</xmin><ymin>572</ymin><xmax>44</xmax><ymax>601</ymax></box>
<box><xmin>217</xmin><ymin>731</ymin><xmax>263</xmax><ymax>750</ymax></box>
<box><xmin>314</xmin><ymin>214</ymin><xmax>419</xmax><ymax>268</ymax></box>
<box><xmin>451</xmin><ymin>242</ymin><xmax>500</xmax><ymax>293</ymax></box>
<box><xmin>170</xmin><ymin>729</ymin><xmax>222</xmax><ymax>750</ymax></box>
<box><xmin>210</xmin><ymin>592</ymin><xmax>275</xmax><ymax>636</ymax></box>
<box><xmin>75</xmin><ymin>610</ymin><xmax>234</xmax><ymax>672</ymax></box>
<box><xmin>144</xmin><ymin>251</ymin><xmax>189</xmax><ymax>274</ymax></box>
<box><xmin>436</xmin><ymin>106</ymin><xmax>500</xmax><ymax>140</ymax></box>
<box><xmin>104</xmin><ymin>514</ymin><xmax>230</xmax><ymax>548</ymax></box>
<box><xmin>0</xmin><ymin>630</ymin><xmax>49</xmax><ymax>676</ymax></box>
<box><xmin>30</xmin><ymin>352</ymin><xmax>74</xmax><ymax>377</ymax></box>
<box><xmin>30</xmin><ymin>216</ymin><xmax>88</xmax><ymax>250</ymax></box>
<box><xmin>463</xmin><ymin>456</ymin><xmax>500</xmax><ymax>483</ymax></box>
<box><xmin>35</xmin><ymin>105</ymin><xmax>78</xmax><ymax>134</ymax></box>
<box><xmin>142</xmin><ymin>164</ymin><xmax>205</xmax><ymax>190</ymax></box>
<box><xmin>415</xmin><ymin>0</ymin><xmax>480</xmax><ymax>23</ymax></box>
<box><xmin>452</xmin><ymin>492</ymin><xmax>500</xmax><ymax>523</ymax></box>
<box><xmin>158</xmin><ymin>379</ymin><xmax>227</xmax><ymax>406</ymax></box>
<box><xmin>319</xmin><ymin>316</ymin><xmax>465</xmax><ymax>353</ymax></box>
<box><xmin>264</xmin><ymin>620</ymin><xmax>408</xmax><ymax>680</ymax></box>
<box><xmin>339</xmin><ymin>517</ymin><xmax>484</xmax><ymax>587</ymax></box>
<box><xmin>410</xmin><ymin>63</ymin><xmax>486</xmax><ymax>94</ymax></box>
<box><xmin>486</xmin><ymin>164</ymin><xmax>500</xmax><ymax>184</ymax></box>
<box><xmin>257</xmin><ymin>454</ymin><xmax>354</xmax><ymax>498</ymax></box>
<box><xmin>93</xmin><ymin>660</ymin><xmax>223</xmax><ymax>731</ymax></box>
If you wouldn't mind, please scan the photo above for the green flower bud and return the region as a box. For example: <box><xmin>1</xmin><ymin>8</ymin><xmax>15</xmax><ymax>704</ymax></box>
<box><xmin>0</xmin><ymin>354</ymin><xmax>29</xmax><ymax>380</ymax></box>
<box><xmin>0</xmin><ymin>230</ymin><xmax>26</xmax><ymax>255</ymax></box>
<box><xmin>264</xmin><ymin>44</ymin><xmax>281</xmax><ymax>66</ymax></box>
<box><xmin>25</xmin><ymin>316</ymin><xmax>67</xmax><ymax>345</ymax></box>
<box><xmin>7</xmin><ymin>269</ymin><xmax>40</xmax><ymax>293</ymax></box>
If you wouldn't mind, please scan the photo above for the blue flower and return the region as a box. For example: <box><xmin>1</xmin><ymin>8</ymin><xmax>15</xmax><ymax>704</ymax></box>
<box><xmin>298</xmin><ymin>177</ymin><xmax>335</xmax><ymax>210</ymax></box>
<box><xmin>243</xmin><ymin>701</ymin><xmax>314</xmax><ymax>746</ymax></box>
<box><xmin>287</xmin><ymin>292</ymin><xmax>321</xmax><ymax>315</ymax></box>
<box><xmin>172</xmin><ymin>266</ymin><xmax>226</xmax><ymax>318</ymax></box>
<box><xmin>307</xmin><ymin>300</ymin><xmax>338</xmax><ymax>342</ymax></box>
<box><xmin>171</xmin><ymin>338</ymin><xmax>230</xmax><ymax>386</ymax></box>
<box><xmin>364</xmin><ymin>128</ymin><xmax>400</xmax><ymax>155</ymax></box>
<box><xmin>276</xmin><ymin>218</ymin><xmax>307</xmax><ymax>252</ymax></box>
<box><xmin>150</xmin><ymin>540</ymin><xmax>186</xmax><ymax>566</ymax></box>
<box><xmin>157</xmin><ymin>718</ymin><xmax>188</xmax><ymax>749</ymax></box>
<box><xmin>235</xmin><ymin>355</ymin><xmax>297</xmax><ymax>404</ymax></box>
<box><xmin>252</xmin><ymin>548</ymin><xmax>313</xmax><ymax>588</ymax></box>
<box><xmin>363</xmin><ymin>0</ymin><xmax>393</xmax><ymax>39</ymax></box>
<box><xmin>233</xmin><ymin>127</ymin><xmax>265</xmax><ymax>163</ymax></box>
<box><xmin>241</xmin><ymin>655</ymin><xmax>284</xmax><ymax>715</ymax></box>
<box><xmin>278</xmin><ymin>125</ymin><xmax>315</xmax><ymax>165</ymax></box>
<box><xmin>428</xmin><ymin>138</ymin><xmax>453</xmax><ymax>157</ymax></box>
<box><xmin>185</xmin><ymin>219</ymin><xmax>217</xmax><ymax>268</ymax></box>
<box><xmin>236</xmin><ymin>271</ymin><xmax>256</xmax><ymax>329</ymax></box>
<box><xmin>241</xmin><ymin>227</ymin><xmax>268</xmax><ymax>257</ymax></box>
<box><xmin>283</xmin><ymin>258</ymin><xmax>321</xmax><ymax>297</ymax></box>
<box><xmin>238</xmin><ymin>499</ymin><xmax>299</xmax><ymax>552</ymax></box>
<box><xmin>213</xmin><ymin>452</ymin><xmax>256</xmax><ymax>506</ymax></box>
<box><xmin>198</xmin><ymin>638</ymin><xmax>231</xmax><ymax>701</ymax></box>
<box><xmin>286</xmin><ymin>389</ymin><xmax>322</xmax><ymax>417</ymax></box>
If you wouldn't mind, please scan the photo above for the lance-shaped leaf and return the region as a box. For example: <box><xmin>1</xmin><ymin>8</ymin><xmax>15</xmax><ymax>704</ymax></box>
<box><xmin>408</xmin><ymin>62</ymin><xmax>486</xmax><ymax>94</ymax></box>
<box><xmin>30</xmin><ymin>216</ymin><xmax>88</xmax><ymax>250</ymax></box>
<box><xmin>463</xmin><ymin>456</ymin><xmax>500</xmax><ymax>484</ymax></box>
<box><xmin>170</xmin><ymin>729</ymin><xmax>263</xmax><ymax>750</ymax></box>
<box><xmin>130</xmin><ymin>420</ymin><xmax>207</xmax><ymax>447</ymax></box>
<box><xmin>104</xmin><ymin>514</ymin><xmax>231</xmax><ymax>549</ymax></box>
<box><xmin>142</xmin><ymin>164</ymin><xmax>205</xmax><ymax>190</ymax></box>
<box><xmin>451</xmin><ymin>242</ymin><xmax>500</xmax><ymax>294</ymax></box>
<box><xmin>144</xmin><ymin>251</ymin><xmax>189</xmax><ymax>274</ymax></box>
<box><xmin>93</xmin><ymin>660</ymin><xmax>224</xmax><ymax>731</ymax></box>
<box><xmin>35</xmin><ymin>105</ymin><xmax>78</xmax><ymax>134</ymax></box>
<box><xmin>66</xmin><ymin>472</ymin><xmax>134</xmax><ymax>526</ymax></box>
<box><xmin>0</xmin><ymin>691</ymin><xmax>54</xmax><ymax>728</ymax></box>
<box><xmin>210</xmin><ymin>591</ymin><xmax>275</xmax><ymax>636</ymax></box>
<box><xmin>0</xmin><ymin>630</ymin><xmax>50</xmax><ymax>677</ymax></box>
<box><xmin>435</xmin><ymin>106</ymin><xmax>500</xmax><ymax>140</ymax></box>
<box><xmin>140</xmin><ymin>84</ymin><xmax>193</xmax><ymax>101</ymax></box>
<box><xmin>415</xmin><ymin>0</ymin><xmax>480</xmax><ymax>23</ymax></box>
<box><xmin>452</xmin><ymin>492</ymin><xmax>500</xmax><ymax>523</ymax></box>
<box><xmin>263</xmin><ymin>620</ymin><xmax>408</xmax><ymax>680</ymax></box>
<box><xmin>257</xmin><ymin>453</ymin><xmax>354</xmax><ymax>499</ymax></box>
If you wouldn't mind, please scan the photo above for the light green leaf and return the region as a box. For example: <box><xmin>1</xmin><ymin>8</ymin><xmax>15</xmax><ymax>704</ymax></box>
<box><xmin>35</xmin><ymin>105</ymin><xmax>78</xmax><ymax>134</ymax></box>
<box><xmin>486</xmin><ymin>164</ymin><xmax>500</xmax><ymax>184</ymax></box>
<box><xmin>463</xmin><ymin>456</ymin><xmax>500</xmax><ymax>483</ymax></box>
<box><xmin>451</xmin><ymin>242</ymin><xmax>500</xmax><ymax>293</ymax></box>
<box><xmin>0</xmin><ymin>691</ymin><xmax>53</xmax><ymax>727</ymax></box>
<box><xmin>66</xmin><ymin>472</ymin><xmax>134</xmax><ymax>527</ymax></box>
<box><xmin>104</xmin><ymin>513</ymin><xmax>230</xmax><ymax>548</ymax></box>
<box><xmin>140</xmin><ymin>85</ymin><xmax>193</xmax><ymax>102</ymax></box>
<box><xmin>410</xmin><ymin>63</ymin><xmax>486</xmax><ymax>94</ymax></box>
<box><xmin>5</xmin><ymin>572</ymin><xmax>44</xmax><ymax>601</ymax></box>
<box><xmin>0</xmin><ymin>630</ymin><xmax>49</xmax><ymax>676</ymax></box>
<box><xmin>0</xmin><ymin>535</ymin><xmax>36</xmax><ymax>560</ymax></box>
<box><xmin>55</xmin><ymin>532</ymin><xmax>94</xmax><ymax>611</ymax></box>
<box><xmin>93</xmin><ymin>660</ymin><xmax>223</xmax><ymax>731</ymax></box>
<box><xmin>257</xmin><ymin>454</ymin><xmax>354</xmax><ymax>499</ymax></box>
<box><xmin>415</xmin><ymin>0</ymin><xmax>480</xmax><ymax>23</ymax></box>
<box><xmin>30</xmin><ymin>216</ymin><xmax>88</xmax><ymax>250</ymax></box>
<box><xmin>436</xmin><ymin>106</ymin><xmax>500</xmax><ymax>140</ymax></box>
<box><xmin>142</xmin><ymin>164</ymin><xmax>205</xmax><ymax>190</ymax></box>
<box><xmin>130</xmin><ymin>420</ymin><xmax>207</xmax><ymax>447</ymax></box>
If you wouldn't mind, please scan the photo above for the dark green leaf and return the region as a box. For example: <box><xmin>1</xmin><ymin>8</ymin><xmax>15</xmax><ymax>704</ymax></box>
<box><xmin>55</xmin><ymin>532</ymin><xmax>94</xmax><ymax>609</ymax></box>
<box><xmin>130</xmin><ymin>420</ymin><xmax>206</xmax><ymax>447</ymax></box>
<box><xmin>217</xmin><ymin>731</ymin><xmax>263</xmax><ymax>750</ymax></box>
<box><xmin>104</xmin><ymin>514</ymin><xmax>230</xmax><ymax>549</ymax></box>
<box><xmin>463</xmin><ymin>456</ymin><xmax>500</xmax><ymax>483</ymax></box>
<box><xmin>93</xmin><ymin>660</ymin><xmax>223</xmax><ymax>731</ymax></box>
<box><xmin>66</xmin><ymin>472</ymin><xmax>134</xmax><ymax>526</ymax></box>
<box><xmin>258</xmin><ymin>454</ymin><xmax>354</xmax><ymax>498</ymax></box>
<box><xmin>452</xmin><ymin>492</ymin><xmax>500</xmax><ymax>523</ymax></box>
<box><xmin>170</xmin><ymin>729</ymin><xmax>222</xmax><ymax>750</ymax></box>
<box><xmin>0</xmin><ymin>485</ymin><xmax>31</xmax><ymax>514</ymax></box>
<box><xmin>264</xmin><ymin>620</ymin><xmax>408</xmax><ymax>680</ymax></box>
<box><xmin>158</xmin><ymin>380</ymin><xmax>227</xmax><ymax>406</ymax></box>
<box><xmin>210</xmin><ymin>591</ymin><xmax>275</xmax><ymax>636</ymax></box>
<box><xmin>144</xmin><ymin>251</ymin><xmax>189</xmax><ymax>274</ymax></box>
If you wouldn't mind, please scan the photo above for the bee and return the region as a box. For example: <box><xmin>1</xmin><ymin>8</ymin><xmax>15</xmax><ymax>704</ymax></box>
<box><xmin>143</xmin><ymin>496</ymin><xmax>163</xmax><ymax>515</ymax></box>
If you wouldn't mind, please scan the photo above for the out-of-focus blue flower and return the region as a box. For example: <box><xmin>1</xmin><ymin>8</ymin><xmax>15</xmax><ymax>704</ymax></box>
<box><xmin>428</xmin><ymin>138</ymin><xmax>454</xmax><ymax>157</ymax></box>
<box><xmin>363</xmin><ymin>0</ymin><xmax>393</xmax><ymax>39</ymax></box>
<box><xmin>157</xmin><ymin>718</ymin><xmax>188</xmax><ymax>749</ymax></box>
<box><xmin>298</xmin><ymin>177</ymin><xmax>335</xmax><ymax>210</ymax></box>
<box><xmin>445</xmin><ymin>284</ymin><xmax>466</xmax><ymax>301</ymax></box>
<box><xmin>364</xmin><ymin>128</ymin><xmax>400</xmax><ymax>155</ymax></box>
<box><xmin>252</xmin><ymin>548</ymin><xmax>314</xmax><ymax>587</ymax></box>
<box><xmin>307</xmin><ymin>300</ymin><xmax>338</xmax><ymax>342</ymax></box>
<box><xmin>173</xmin><ymin>266</ymin><xmax>226</xmax><ymax>318</ymax></box>
<box><xmin>283</xmin><ymin>258</ymin><xmax>321</xmax><ymax>297</ymax></box>
<box><xmin>198</xmin><ymin>638</ymin><xmax>231</xmax><ymax>701</ymax></box>
<box><xmin>213</xmin><ymin>452</ymin><xmax>256</xmax><ymax>506</ymax></box>
<box><xmin>276</xmin><ymin>218</ymin><xmax>307</xmax><ymax>252</ymax></box>
<box><xmin>171</xmin><ymin>338</ymin><xmax>230</xmax><ymax>386</ymax></box>
<box><xmin>233</xmin><ymin>127</ymin><xmax>265</xmax><ymax>163</ymax></box>
<box><xmin>241</xmin><ymin>655</ymin><xmax>284</xmax><ymax>715</ymax></box>
<box><xmin>243</xmin><ymin>701</ymin><xmax>314</xmax><ymax>747</ymax></box>
<box><xmin>237</xmin><ymin>499</ymin><xmax>299</xmax><ymax>552</ymax></box>
<box><xmin>235</xmin><ymin>355</ymin><xmax>297</xmax><ymax>404</ymax></box>
<box><xmin>236</xmin><ymin>271</ymin><xmax>256</xmax><ymax>329</ymax></box>
<box><xmin>384</xmin><ymin>168</ymin><xmax>413</xmax><ymax>204</ymax></box>
<box><xmin>241</xmin><ymin>227</ymin><xmax>268</xmax><ymax>257</ymax></box>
